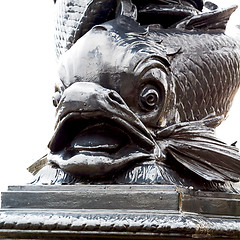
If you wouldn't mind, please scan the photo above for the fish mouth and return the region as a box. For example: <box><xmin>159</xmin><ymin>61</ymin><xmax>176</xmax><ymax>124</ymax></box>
<box><xmin>49</xmin><ymin>113</ymin><xmax>127</xmax><ymax>154</ymax></box>
<box><xmin>49</xmin><ymin>111</ymin><xmax>155</xmax><ymax>153</ymax></box>
<box><xmin>48</xmin><ymin>111</ymin><xmax>159</xmax><ymax>177</ymax></box>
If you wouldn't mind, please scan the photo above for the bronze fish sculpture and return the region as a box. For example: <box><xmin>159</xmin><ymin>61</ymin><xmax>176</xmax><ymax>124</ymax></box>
<box><xmin>29</xmin><ymin>0</ymin><xmax>240</xmax><ymax>192</ymax></box>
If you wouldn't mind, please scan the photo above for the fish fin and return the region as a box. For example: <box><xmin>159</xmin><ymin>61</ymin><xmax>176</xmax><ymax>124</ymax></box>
<box><xmin>175</xmin><ymin>6</ymin><xmax>238</xmax><ymax>31</ymax></box>
<box><xmin>27</xmin><ymin>154</ymin><xmax>49</xmax><ymax>176</ymax></box>
<box><xmin>157</xmin><ymin>115</ymin><xmax>240</xmax><ymax>183</ymax></box>
<box><xmin>167</xmin><ymin>139</ymin><xmax>240</xmax><ymax>183</ymax></box>
<box><xmin>156</xmin><ymin>114</ymin><xmax>223</xmax><ymax>139</ymax></box>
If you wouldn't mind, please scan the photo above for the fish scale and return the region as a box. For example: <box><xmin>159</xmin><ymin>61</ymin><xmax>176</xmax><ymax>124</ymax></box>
<box><xmin>55</xmin><ymin>0</ymin><xmax>88</xmax><ymax>58</ymax></box>
<box><xmin>156</xmin><ymin>30</ymin><xmax>240</xmax><ymax>123</ymax></box>
<box><xmin>54</xmin><ymin>0</ymin><xmax>117</xmax><ymax>59</ymax></box>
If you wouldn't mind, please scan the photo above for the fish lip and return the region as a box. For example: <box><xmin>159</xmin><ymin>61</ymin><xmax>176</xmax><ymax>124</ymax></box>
<box><xmin>48</xmin><ymin>111</ymin><xmax>156</xmax><ymax>154</ymax></box>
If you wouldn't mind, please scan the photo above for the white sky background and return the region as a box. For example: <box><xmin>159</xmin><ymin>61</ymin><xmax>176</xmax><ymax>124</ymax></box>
<box><xmin>0</xmin><ymin>0</ymin><xmax>239</xmax><ymax>195</ymax></box>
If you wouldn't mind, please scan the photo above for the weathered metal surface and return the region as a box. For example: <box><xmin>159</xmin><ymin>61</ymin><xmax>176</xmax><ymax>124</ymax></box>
<box><xmin>0</xmin><ymin>210</ymin><xmax>240</xmax><ymax>239</ymax></box>
<box><xmin>1</xmin><ymin>185</ymin><xmax>240</xmax><ymax>239</ymax></box>
<box><xmin>2</xmin><ymin>1</ymin><xmax>240</xmax><ymax>239</ymax></box>
<box><xmin>28</xmin><ymin>0</ymin><xmax>240</xmax><ymax>191</ymax></box>
<box><xmin>1</xmin><ymin>185</ymin><xmax>179</xmax><ymax>210</ymax></box>
<box><xmin>2</xmin><ymin>185</ymin><xmax>240</xmax><ymax>216</ymax></box>
<box><xmin>179</xmin><ymin>189</ymin><xmax>240</xmax><ymax>216</ymax></box>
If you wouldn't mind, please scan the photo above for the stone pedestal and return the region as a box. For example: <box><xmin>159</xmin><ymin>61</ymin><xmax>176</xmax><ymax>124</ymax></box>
<box><xmin>0</xmin><ymin>185</ymin><xmax>240</xmax><ymax>239</ymax></box>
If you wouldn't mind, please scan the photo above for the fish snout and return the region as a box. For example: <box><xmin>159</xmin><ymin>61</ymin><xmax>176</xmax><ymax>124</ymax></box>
<box><xmin>54</xmin><ymin>82</ymin><xmax>126</xmax><ymax>123</ymax></box>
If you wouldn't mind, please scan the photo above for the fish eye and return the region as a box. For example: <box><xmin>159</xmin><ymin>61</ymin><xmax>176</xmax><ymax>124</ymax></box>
<box><xmin>139</xmin><ymin>85</ymin><xmax>160</xmax><ymax>111</ymax></box>
<box><xmin>52</xmin><ymin>91</ymin><xmax>61</xmax><ymax>107</ymax></box>
<box><xmin>52</xmin><ymin>80</ymin><xmax>65</xmax><ymax>107</ymax></box>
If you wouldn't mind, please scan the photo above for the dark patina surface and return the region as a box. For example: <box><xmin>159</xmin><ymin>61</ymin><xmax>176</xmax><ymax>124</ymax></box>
<box><xmin>28</xmin><ymin>0</ymin><xmax>240</xmax><ymax>192</ymax></box>
<box><xmin>1</xmin><ymin>1</ymin><xmax>240</xmax><ymax>239</ymax></box>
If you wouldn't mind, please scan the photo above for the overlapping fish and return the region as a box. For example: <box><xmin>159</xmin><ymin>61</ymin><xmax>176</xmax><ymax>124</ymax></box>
<box><xmin>29</xmin><ymin>0</ymin><xmax>240</xmax><ymax>192</ymax></box>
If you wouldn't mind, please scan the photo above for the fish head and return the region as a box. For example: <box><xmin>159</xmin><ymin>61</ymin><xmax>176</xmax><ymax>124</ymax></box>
<box><xmin>48</xmin><ymin>19</ymin><xmax>176</xmax><ymax>178</ymax></box>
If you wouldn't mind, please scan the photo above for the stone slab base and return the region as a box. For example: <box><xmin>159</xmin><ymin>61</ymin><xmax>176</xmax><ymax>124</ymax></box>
<box><xmin>0</xmin><ymin>185</ymin><xmax>240</xmax><ymax>239</ymax></box>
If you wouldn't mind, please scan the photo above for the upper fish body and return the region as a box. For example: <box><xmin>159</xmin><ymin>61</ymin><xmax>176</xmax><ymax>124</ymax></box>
<box><xmin>55</xmin><ymin>17</ymin><xmax>240</xmax><ymax>126</ymax></box>
<box><xmin>53</xmin><ymin>0</ymin><xmax>240</xmax><ymax>124</ymax></box>
<box><xmin>160</xmin><ymin>29</ymin><xmax>240</xmax><ymax>123</ymax></box>
<box><xmin>29</xmin><ymin>0</ymin><xmax>240</xmax><ymax>192</ymax></box>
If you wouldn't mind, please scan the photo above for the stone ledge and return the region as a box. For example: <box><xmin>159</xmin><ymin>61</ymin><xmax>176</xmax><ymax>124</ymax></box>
<box><xmin>1</xmin><ymin>185</ymin><xmax>240</xmax><ymax>239</ymax></box>
<box><xmin>0</xmin><ymin>209</ymin><xmax>240</xmax><ymax>239</ymax></box>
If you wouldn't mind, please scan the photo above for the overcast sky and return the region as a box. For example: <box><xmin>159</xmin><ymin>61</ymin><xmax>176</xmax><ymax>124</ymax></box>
<box><xmin>0</xmin><ymin>0</ymin><xmax>239</xmax><ymax>194</ymax></box>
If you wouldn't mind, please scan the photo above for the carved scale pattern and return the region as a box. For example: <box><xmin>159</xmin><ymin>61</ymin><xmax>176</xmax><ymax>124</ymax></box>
<box><xmin>54</xmin><ymin>0</ymin><xmax>116</xmax><ymax>58</ymax></box>
<box><xmin>158</xmin><ymin>30</ymin><xmax>240</xmax><ymax>123</ymax></box>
